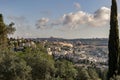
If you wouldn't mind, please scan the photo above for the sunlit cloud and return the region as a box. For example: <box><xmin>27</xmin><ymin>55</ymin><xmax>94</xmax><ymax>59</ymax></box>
<box><xmin>62</xmin><ymin>7</ymin><xmax>110</xmax><ymax>28</ymax></box>
<box><xmin>36</xmin><ymin>6</ymin><xmax>120</xmax><ymax>31</ymax></box>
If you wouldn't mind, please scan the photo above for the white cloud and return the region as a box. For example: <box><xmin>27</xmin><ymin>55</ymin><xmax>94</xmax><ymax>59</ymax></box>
<box><xmin>36</xmin><ymin>6</ymin><xmax>120</xmax><ymax>30</ymax></box>
<box><xmin>36</xmin><ymin>18</ymin><xmax>49</xmax><ymax>29</ymax></box>
<box><xmin>62</xmin><ymin>11</ymin><xmax>90</xmax><ymax>28</ymax></box>
<box><xmin>61</xmin><ymin>6</ymin><xmax>110</xmax><ymax>28</ymax></box>
<box><xmin>88</xmin><ymin>7</ymin><xmax>110</xmax><ymax>27</ymax></box>
<box><xmin>74</xmin><ymin>2</ymin><xmax>81</xmax><ymax>10</ymax></box>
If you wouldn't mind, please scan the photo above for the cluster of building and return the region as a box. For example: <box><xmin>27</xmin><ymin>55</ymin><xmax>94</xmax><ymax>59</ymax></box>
<box><xmin>9</xmin><ymin>38</ymin><xmax>36</xmax><ymax>51</ymax></box>
<box><xmin>9</xmin><ymin>37</ymin><xmax>108</xmax><ymax>68</ymax></box>
<box><xmin>45</xmin><ymin>40</ymin><xmax>108</xmax><ymax>68</ymax></box>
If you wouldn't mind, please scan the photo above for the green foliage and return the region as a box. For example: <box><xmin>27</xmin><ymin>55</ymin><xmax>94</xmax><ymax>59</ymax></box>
<box><xmin>75</xmin><ymin>67</ymin><xmax>101</xmax><ymax>80</ymax></box>
<box><xmin>0</xmin><ymin>14</ymin><xmax>3</xmax><ymax>22</ymax></box>
<box><xmin>76</xmin><ymin>67</ymin><xmax>90</xmax><ymax>80</ymax></box>
<box><xmin>22</xmin><ymin>47</ymin><xmax>55</xmax><ymax>80</ymax></box>
<box><xmin>0</xmin><ymin>14</ymin><xmax>7</xmax><ymax>49</ymax></box>
<box><xmin>0</xmin><ymin>14</ymin><xmax>16</xmax><ymax>50</ymax></box>
<box><xmin>55</xmin><ymin>59</ymin><xmax>77</xmax><ymax>80</ymax></box>
<box><xmin>0</xmin><ymin>48</ymin><xmax>109</xmax><ymax>80</ymax></box>
<box><xmin>6</xmin><ymin>22</ymin><xmax>16</xmax><ymax>35</ymax></box>
<box><xmin>87</xmin><ymin>68</ymin><xmax>101</xmax><ymax>80</ymax></box>
<box><xmin>0</xmin><ymin>51</ymin><xmax>32</xmax><ymax>80</ymax></box>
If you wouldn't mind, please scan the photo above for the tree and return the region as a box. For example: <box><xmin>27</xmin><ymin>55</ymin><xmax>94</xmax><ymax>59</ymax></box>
<box><xmin>0</xmin><ymin>14</ymin><xmax>15</xmax><ymax>50</ymax></box>
<box><xmin>22</xmin><ymin>48</ymin><xmax>55</xmax><ymax>80</ymax></box>
<box><xmin>7</xmin><ymin>22</ymin><xmax>16</xmax><ymax>35</ymax></box>
<box><xmin>0</xmin><ymin>51</ymin><xmax>32</xmax><ymax>80</ymax></box>
<box><xmin>108</xmin><ymin>0</ymin><xmax>119</xmax><ymax>79</ymax></box>
<box><xmin>87</xmin><ymin>68</ymin><xmax>100</xmax><ymax>80</ymax></box>
<box><xmin>76</xmin><ymin>67</ymin><xmax>91</xmax><ymax>80</ymax></box>
<box><xmin>55</xmin><ymin>59</ymin><xmax>77</xmax><ymax>80</ymax></box>
<box><xmin>75</xmin><ymin>67</ymin><xmax>101</xmax><ymax>80</ymax></box>
<box><xmin>0</xmin><ymin>14</ymin><xmax>7</xmax><ymax>49</ymax></box>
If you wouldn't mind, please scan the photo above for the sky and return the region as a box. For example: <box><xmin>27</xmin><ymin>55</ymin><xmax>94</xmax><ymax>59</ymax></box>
<box><xmin>0</xmin><ymin>0</ymin><xmax>120</xmax><ymax>39</ymax></box>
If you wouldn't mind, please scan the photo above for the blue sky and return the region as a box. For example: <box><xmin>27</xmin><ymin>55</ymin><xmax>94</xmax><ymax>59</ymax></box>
<box><xmin>0</xmin><ymin>0</ymin><xmax>120</xmax><ymax>39</ymax></box>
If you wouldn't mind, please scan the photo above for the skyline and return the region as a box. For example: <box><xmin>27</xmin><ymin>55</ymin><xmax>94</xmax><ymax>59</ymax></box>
<box><xmin>0</xmin><ymin>0</ymin><xmax>120</xmax><ymax>39</ymax></box>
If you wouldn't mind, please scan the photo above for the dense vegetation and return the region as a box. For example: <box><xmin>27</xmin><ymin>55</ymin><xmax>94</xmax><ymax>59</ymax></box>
<box><xmin>0</xmin><ymin>45</ymin><xmax>108</xmax><ymax>80</ymax></box>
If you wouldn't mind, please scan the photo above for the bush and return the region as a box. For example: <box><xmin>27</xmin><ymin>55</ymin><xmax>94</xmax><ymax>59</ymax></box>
<box><xmin>0</xmin><ymin>51</ymin><xmax>32</xmax><ymax>80</ymax></box>
<box><xmin>55</xmin><ymin>59</ymin><xmax>77</xmax><ymax>80</ymax></box>
<box><xmin>22</xmin><ymin>48</ymin><xmax>55</xmax><ymax>80</ymax></box>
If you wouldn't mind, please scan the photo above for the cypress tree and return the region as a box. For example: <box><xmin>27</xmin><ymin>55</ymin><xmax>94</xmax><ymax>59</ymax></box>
<box><xmin>108</xmin><ymin>0</ymin><xmax>119</xmax><ymax>79</ymax></box>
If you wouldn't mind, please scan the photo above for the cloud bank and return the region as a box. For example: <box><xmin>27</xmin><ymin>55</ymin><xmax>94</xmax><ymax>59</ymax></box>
<box><xmin>36</xmin><ymin>6</ymin><xmax>113</xmax><ymax>29</ymax></box>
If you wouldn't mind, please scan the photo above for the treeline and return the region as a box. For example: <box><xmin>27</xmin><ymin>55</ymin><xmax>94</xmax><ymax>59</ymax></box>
<box><xmin>0</xmin><ymin>45</ymin><xmax>108</xmax><ymax>80</ymax></box>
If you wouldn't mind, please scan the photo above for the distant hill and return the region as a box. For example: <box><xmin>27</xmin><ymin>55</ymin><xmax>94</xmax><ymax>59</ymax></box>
<box><xmin>70</xmin><ymin>38</ymin><xmax>108</xmax><ymax>46</ymax></box>
<box><xmin>27</xmin><ymin>37</ymin><xmax>108</xmax><ymax>46</ymax></box>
